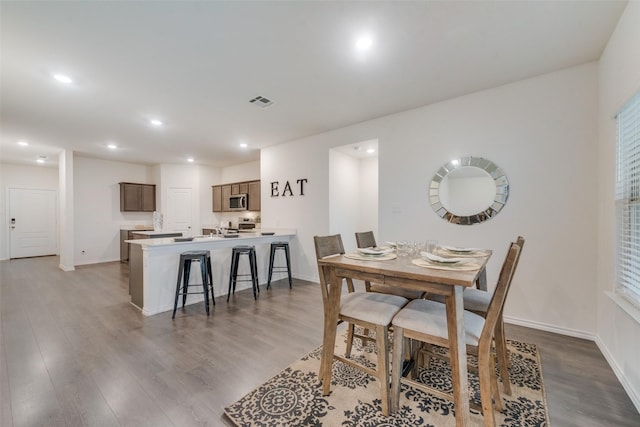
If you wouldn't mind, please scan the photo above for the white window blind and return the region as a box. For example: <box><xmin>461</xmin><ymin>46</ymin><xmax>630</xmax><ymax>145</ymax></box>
<box><xmin>616</xmin><ymin>91</ymin><xmax>640</xmax><ymax>306</ymax></box>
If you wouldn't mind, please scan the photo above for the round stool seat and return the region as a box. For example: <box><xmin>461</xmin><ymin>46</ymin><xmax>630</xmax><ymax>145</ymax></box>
<box><xmin>181</xmin><ymin>250</ymin><xmax>211</xmax><ymax>258</ymax></box>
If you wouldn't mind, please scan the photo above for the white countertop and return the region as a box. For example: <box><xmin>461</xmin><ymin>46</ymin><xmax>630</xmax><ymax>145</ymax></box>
<box><xmin>121</xmin><ymin>226</ymin><xmax>154</xmax><ymax>231</ymax></box>
<box><xmin>130</xmin><ymin>230</ymin><xmax>182</xmax><ymax>236</ymax></box>
<box><xmin>126</xmin><ymin>228</ymin><xmax>296</xmax><ymax>247</ymax></box>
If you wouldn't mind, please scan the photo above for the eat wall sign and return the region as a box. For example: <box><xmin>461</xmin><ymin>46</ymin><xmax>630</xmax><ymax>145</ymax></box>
<box><xmin>271</xmin><ymin>179</ymin><xmax>308</xmax><ymax>197</ymax></box>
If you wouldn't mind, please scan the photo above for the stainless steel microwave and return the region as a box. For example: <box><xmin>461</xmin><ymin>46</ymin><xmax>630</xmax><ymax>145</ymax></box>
<box><xmin>229</xmin><ymin>193</ymin><xmax>248</xmax><ymax>211</ymax></box>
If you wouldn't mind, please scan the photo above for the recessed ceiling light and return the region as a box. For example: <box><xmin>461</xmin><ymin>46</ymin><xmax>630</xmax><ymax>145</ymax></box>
<box><xmin>366</xmin><ymin>148</ymin><xmax>376</xmax><ymax>154</ymax></box>
<box><xmin>36</xmin><ymin>155</ymin><xmax>47</xmax><ymax>164</ymax></box>
<box><xmin>149</xmin><ymin>119</ymin><xmax>163</xmax><ymax>126</ymax></box>
<box><xmin>53</xmin><ymin>74</ymin><xmax>73</xmax><ymax>84</ymax></box>
<box><xmin>355</xmin><ymin>36</ymin><xmax>373</xmax><ymax>50</ymax></box>
<box><xmin>239</xmin><ymin>143</ymin><xmax>248</xmax><ymax>148</ymax></box>
<box><xmin>187</xmin><ymin>158</ymin><xmax>194</xmax><ymax>163</ymax></box>
<box><xmin>17</xmin><ymin>141</ymin><xmax>28</xmax><ymax>146</ymax></box>
<box><xmin>107</xmin><ymin>143</ymin><xmax>118</xmax><ymax>150</ymax></box>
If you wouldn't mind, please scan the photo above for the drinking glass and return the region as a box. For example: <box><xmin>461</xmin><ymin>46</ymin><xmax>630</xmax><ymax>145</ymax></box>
<box><xmin>396</xmin><ymin>240</ymin><xmax>408</xmax><ymax>257</ymax></box>
<box><xmin>426</xmin><ymin>240</ymin><xmax>438</xmax><ymax>254</ymax></box>
<box><xmin>412</xmin><ymin>241</ymin><xmax>425</xmax><ymax>256</ymax></box>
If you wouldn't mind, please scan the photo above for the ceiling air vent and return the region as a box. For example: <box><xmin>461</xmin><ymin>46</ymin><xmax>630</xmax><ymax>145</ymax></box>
<box><xmin>249</xmin><ymin>95</ymin><xmax>274</xmax><ymax>108</ymax></box>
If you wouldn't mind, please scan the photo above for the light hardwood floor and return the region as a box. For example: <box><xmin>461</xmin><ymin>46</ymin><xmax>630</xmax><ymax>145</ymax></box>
<box><xmin>1</xmin><ymin>256</ymin><xmax>638</xmax><ymax>426</ymax></box>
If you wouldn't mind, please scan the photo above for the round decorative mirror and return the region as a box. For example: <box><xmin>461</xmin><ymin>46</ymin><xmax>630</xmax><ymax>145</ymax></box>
<box><xmin>429</xmin><ymin>156</ymin><xmax>509</xmax><ymax>225</ymax></box>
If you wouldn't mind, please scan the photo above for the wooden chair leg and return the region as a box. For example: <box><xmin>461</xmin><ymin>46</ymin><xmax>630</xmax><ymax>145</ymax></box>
<box><xmin>478</xmin><ymin>350</ymin><xmax>497</xmax><ymax>427</ymax></box>
<box><xmin>346</xmin><ymin>323</ymin><xmax>355</xmax><ymax>357</ymax></box>
<box><xmin>375</xmin><ymin>325</ymin><xmax>390</xmax><ymax>416</ymax></box>
<box><xmin>390</xmin><ymin>325</ymin><xmax>405</xmax><ymax>413</ymax></box>
<box><xmin>489</xmin><ymin>354</ymin><xmax>503</xmax><ymax>412</ymax></box>
<box><xmin>494</xmin><ymin>316</ymin><xmax>512</xmax><ymax>396</ymax></box>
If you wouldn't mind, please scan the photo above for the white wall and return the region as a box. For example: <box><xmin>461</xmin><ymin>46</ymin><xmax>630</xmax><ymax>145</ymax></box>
<box><xmin>221</xmin><ymin>160</ymin><xmax>260</xmax><ymax>183</ymax></box>
<box><xmin>358</xmin><ymin>156</ymin><xmax>379</xmax><ymax>240</ymax></box>
<box><xmin>74</xmin><ymin>156</ymin><xmax>154</xmax><ymax>265</ymax></box>
<box><xmin>0</xmin><ymin>163</ymin><xmax>59</xmax><ymax>260</ymax></box>
<box><xmin>597</xmin><ymin>1</ymin><xmax>640</xmax><ymax>410</ymax></box>
<box><xmin>59</xmin><ymin>151</ymin><xmax>74</xmax><ymax>271</ymax></box>
<box><xmin>262</xmin><ymin>63</ymin><xmax>599</xmax><ymax>336</ymax></box>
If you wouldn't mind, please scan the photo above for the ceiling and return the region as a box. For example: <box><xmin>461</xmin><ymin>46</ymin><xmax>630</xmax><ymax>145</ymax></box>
<box><xmin>0</xmin><ymin>1</ymin><xmax>627</xmax><ymax>168</ymax></box>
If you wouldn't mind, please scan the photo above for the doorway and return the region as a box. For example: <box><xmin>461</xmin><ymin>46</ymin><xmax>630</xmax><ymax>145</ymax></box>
<box><xmin>9</xmin><ymin>188</ymin><xmax>58</xmax><ymax>258</ymax></box>
<box><xmin>166</xmin><ymin>187</ymin><xmax>193</xmax><ymax>236</ymax></box>
<box><xmin>329</xmin><ymin>139</ymin><xmax>379</xmax><ymax>252</ymax></box>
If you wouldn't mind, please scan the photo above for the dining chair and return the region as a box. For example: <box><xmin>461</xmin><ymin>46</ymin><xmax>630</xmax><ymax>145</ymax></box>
<box><xmin>355</xmin><ymin>231</ymin><xmax>425</xmax><ymax>299</ymax></box>
<box><xmin>426</xmin><ymin>236</ymin><xmax>525</xmax><ymax>396</ymax></box>
<box><xmin>390</xmin><ymin>241</ymin><xmax>521</xmax><ymax>427</ymax></box>
<box><xmin>314</xmin><ymin>234</ymin><xmax>409</xmax><ymax>416</ymax></box>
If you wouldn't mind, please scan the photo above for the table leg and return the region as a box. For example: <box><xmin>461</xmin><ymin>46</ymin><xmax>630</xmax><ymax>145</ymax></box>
<box><xmin>476</xmin><ymin>268</ymin><xmax>488</xmax><ymax>291</ymax></box>
<box><xmin>446</xmin><ymin>285</ymin><xmax>471</xmax><ymax>427</ymax></box>
<box><xmin>320</xmin><ymin>267</ymin><xmax>341</xmax><ymax>395</ymax></box>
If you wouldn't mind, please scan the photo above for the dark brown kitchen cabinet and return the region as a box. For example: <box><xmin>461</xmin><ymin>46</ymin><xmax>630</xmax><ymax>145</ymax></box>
<box><xmin>248</xmin><ymin>181</ymin><xmax>261</xmax><ymax>211</ymax></box>
<box><xmin>119</xmin><ymin>182</ymin><xmax>156</xmax><ymax>212</ymax></box>
<box><xmin>212</xmin><ymin>185</ymin><xmax>222</xmax><ymax>212</ymax></box>
<box><xmin>221</xmin><ymin>185</ymin><xmax>231</xmax><ymax>212</ymax></box>
<box><xmin>212</xmin><ymin>180</ymin><xmax>260</xmax><ymax>212</ymax></box>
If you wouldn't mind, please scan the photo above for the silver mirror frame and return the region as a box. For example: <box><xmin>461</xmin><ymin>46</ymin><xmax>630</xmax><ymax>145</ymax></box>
<box><xmin>429</xmin><ymin>156</ymin><xmax>509</xmax><ymax>225</ymax></box>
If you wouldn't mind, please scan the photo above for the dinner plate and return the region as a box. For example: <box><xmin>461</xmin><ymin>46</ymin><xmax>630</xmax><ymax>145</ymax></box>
<box><xmin>356</xmin><ymin>247</ymin><xmax>395</xmax><ymax>256</ymax></box>
<box><xmin>345</xmin><ymin>252</ymin><xmax>397</xmax><ymax>261</ymax></box>
<box><xmin>420</xmin><ymin>251</ymin><xmax>465</xmax><ymax>264</ymax></box>
<box><xmin>439</xmin><ymin>245</ymin><xmax>479</xmax><ymax>253</ymax></box>
<box><xmin>411</xmin><ymin>258</ymin><xmax>479</xmax><ymax>271</ymax></box>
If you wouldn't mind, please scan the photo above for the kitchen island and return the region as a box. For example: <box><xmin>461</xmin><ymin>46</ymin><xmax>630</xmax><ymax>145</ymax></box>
<box><xmin>127</xmin><ymin>229</ymin><xmax>296</xmax><ymax>316</ymax></box>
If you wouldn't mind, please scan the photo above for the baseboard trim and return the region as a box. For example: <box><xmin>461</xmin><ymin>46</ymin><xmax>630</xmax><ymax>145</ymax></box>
<box><xmin>504</xmin><ymin>315</ymin><xmax>640</xmax><ymax>412</ymax></box>
<box><xmin>594</xmin><ymin>336</ymin><xmax>640</xmax><ymax>413</ymax></box>
<box><xmin>292</xmin><ymin>273</ymin><xmax>318</xmax><ymax>283</ymax></box>
<box><xmin>58</xmin><ymin>263</ymin><xmax>75</xmax><ymax>272</ymax></box>
<box><xmin>503</xmin><ymin>315</ymin><xmax>596</xmax><ymax>341</ymax></box>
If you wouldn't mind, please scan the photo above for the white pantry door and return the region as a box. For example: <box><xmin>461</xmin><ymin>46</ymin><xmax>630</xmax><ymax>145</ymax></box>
<box><xmin>9</xmin><ymin>188</ymin><xmax>58</xmax><ymax>258</ymax></box>
<box><xmin>167</xmin><ymin>187</ymin><xmax>193</xmax><ymax>235</ymax></box>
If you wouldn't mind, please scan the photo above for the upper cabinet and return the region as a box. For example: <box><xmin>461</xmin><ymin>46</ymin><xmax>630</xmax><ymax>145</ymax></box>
<box><xmin>119</xmin><ymin>182</ymin><xmax>156</xmax><ymax>212</ymax></box>
<box><xmin>212</xmin><ymin>185</ymin><xmax>222</xmax><ymax>212</ymax></box>
<box><xmin>221</xmin><ymin>185</ymin><xmax>231</xmax><ymax>212</ymax></box>
<box><xmin>248</xmin><ymin>180</ymin><xmax>261</xmax><ymax>212</ymax></box>
<box><xmin>212</xmin><ymin>180</ymin><xmax>260</xmax><ymax>212</ymax></box>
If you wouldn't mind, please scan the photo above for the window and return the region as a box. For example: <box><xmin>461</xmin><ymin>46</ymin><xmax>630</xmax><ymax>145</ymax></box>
<box><xmin>616</xmin><ymin>91</ymin><xmax>640</xmax><ymax>306</ymax></box>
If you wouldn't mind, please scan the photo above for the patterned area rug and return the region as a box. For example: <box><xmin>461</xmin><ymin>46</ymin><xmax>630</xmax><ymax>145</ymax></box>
<box><xmin>224</xmin><ymin>331</ymin><xmax>550</xmax><ymax>426</ymax></box>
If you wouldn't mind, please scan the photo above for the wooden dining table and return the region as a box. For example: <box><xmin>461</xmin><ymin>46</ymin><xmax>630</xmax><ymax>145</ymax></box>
<box><xmin>317</xmin><ymin>250</ymin><xmax>491</xmax><ymax>427</ymax></box>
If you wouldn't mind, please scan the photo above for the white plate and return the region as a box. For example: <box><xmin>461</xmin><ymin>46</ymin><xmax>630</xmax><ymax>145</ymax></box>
<box><xmin>420</xmin><ymin>251</ymin><xmax>465</xmax><ymax>264</ymax></box>
<box><xmin>440</xmin><ymin>245</ymin><xmax>481</xmax><ymax>253</ymax></box>
<box><xmin>357</xmin><ymin>247</ymin><xmax>395</xmax><ymax>256</ymax></box>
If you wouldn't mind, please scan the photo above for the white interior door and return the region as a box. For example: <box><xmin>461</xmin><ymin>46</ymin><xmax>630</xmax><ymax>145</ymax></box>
<box><xmin>167</xmin><ymin>187</ymin><xmax>193</xmax><ymax>235</ymax></box>
<box><xmin>9</xmin><ymin>188</ymin><xmax>58</xmax><ymax>258</ymax></box>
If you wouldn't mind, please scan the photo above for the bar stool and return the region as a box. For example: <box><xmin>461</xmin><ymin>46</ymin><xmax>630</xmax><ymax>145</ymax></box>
<box><xmin>267</xmin><ymin>241</ymin><xmax>292</xmax><ymax>289</ymax></box>
<box><xmin>172</xmin><ymin>250</ymin><xmax>214</xmax><ymax>319</ymax></box>
<box><xmin>227</xmin><ymin>245</ymin><xmax>259</xmax><ymax>302</ymax></box>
